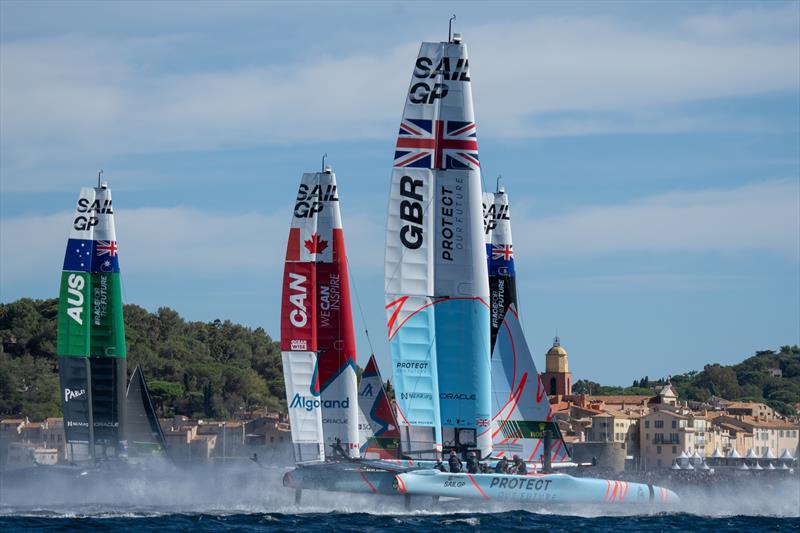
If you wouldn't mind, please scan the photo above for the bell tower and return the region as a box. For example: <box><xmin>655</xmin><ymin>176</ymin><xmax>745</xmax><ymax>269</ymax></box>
<box><xmin>541</xmin><ymin>336</ymin><xmax>572</xmax><ymax>402</ymax></box>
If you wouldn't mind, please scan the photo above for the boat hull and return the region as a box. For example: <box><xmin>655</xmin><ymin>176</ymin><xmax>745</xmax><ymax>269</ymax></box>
<box><xmin>395</xmin><ymin>470</ymin><xmax>679</xmax><ymax>504</ymax></box>
<box><xmin>283</xmin><ymin>463</ymin><xmax>398</xmax><ymax>495</ymax></box>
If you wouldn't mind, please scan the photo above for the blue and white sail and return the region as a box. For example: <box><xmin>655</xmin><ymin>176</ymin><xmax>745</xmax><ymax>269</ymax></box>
<box><xmin>483</xmin><ymin>188</ymin><xmax>570</xmax><ymax>463</ymax></box>
<box><xmin>385</xmin><ymin>33</ymin><xmax>491</xmax><ymax>457</ymax></box>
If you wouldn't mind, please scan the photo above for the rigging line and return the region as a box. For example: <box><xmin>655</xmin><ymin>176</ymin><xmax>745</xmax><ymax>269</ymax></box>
<box><xmin>345</xmin><ymin>253</ymin><xmax>375</xmax><ymax>356</ymax></box>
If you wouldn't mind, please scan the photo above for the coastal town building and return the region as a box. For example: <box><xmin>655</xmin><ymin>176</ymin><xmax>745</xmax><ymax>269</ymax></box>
<box><xmin>540</xmin><ymin>337</ymin><xmax>572</xmax><ymax>400</ymax></box>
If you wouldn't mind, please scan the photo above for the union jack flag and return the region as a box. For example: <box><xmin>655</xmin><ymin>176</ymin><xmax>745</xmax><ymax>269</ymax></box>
<box><xmin>491</xmin><ymin>244</ymin><xmax>513</xmax><ymax>261</ymax></box>
<box><xmin>394</xmin><ymin>119</ymin><xmax>479</xmax><ymax>170</ymax></box>
<box><xmin>95</xmin><ymin>241</ymin><xmax>118</xmax><ymax>257</ymax></box>
<box><xmin>476</xmin><ymin>418</ymin><xmax>490</xmax><ymax>427</ymax></box>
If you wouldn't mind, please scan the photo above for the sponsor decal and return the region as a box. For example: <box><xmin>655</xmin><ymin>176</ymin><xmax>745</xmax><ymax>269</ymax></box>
<box><xmin>396</xmin><ymin>361</ymin><xmax>428</xmax><ymax>370</ymax></box>
<box><xmin>360</xmin><ymin>383</ymin><xmax>374</xmax><ymax>397</ymax></box>
<box><xmin>440</xmin><ymin>392</ymin><xmax>476</xmax><ymax>401</ymax></box>
<box><xmin>400</xmin><ymin>392</ymin><xmax>433</xmax><ymax>400</ymax></box>
<box><xmin>294</xmin><ymin>183</ymin><xmax>338</xmax><ymax>218</ymax></box>
<box><xmin>439</xmin><ymin>180</ymin><xmax>465</xmax><ymax>262</ymax></box>
<box><xmin>290</xmin><ymin>340</ymin><xmax>307</xmax><ymax>350</ymax></box>
<box><xmin>398</xmin><ymin>175</ymin><xmax>424</xmax><ymax>249</ymax></box>
<box><xmin>93</xmin><ymin>274</ymin><xmax>108</xmax><ymax>327</ymax></box>
<box><xmin>488</xmin><ymin>477</ymin><xmax>553</xmax><ymax>492</ymax></box>
<box><xmin>318</xmin><ymin>273</ymin><xmax>340</xmax><ymax>327</ymax></box>
<box><xmin>64</xmin><ymin>388</ymin><xmax>86</xmax><ymax>402</ymax></box>
<box><xmin>289</xmin><ymin>393</ymin><xmax>350</xmax><ymax>412</ymax></box>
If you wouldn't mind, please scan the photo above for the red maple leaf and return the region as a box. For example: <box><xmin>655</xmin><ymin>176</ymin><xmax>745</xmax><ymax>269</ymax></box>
<box><xmin>304</xmin><ymin>233</ymin><xmax>328</xmax><ymax>254</ymax></box>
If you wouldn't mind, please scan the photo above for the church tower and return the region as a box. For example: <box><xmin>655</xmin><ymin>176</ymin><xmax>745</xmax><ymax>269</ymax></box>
<box><xmin>541</xmin><ymin>336</ymin><xmax>572</xmax><ymax>401</ymax></box>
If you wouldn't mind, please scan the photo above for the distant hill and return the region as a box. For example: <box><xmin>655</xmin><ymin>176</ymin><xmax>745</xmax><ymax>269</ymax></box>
<box><xmin>573</xmin><ymin>345</ymin><xmax>800</xmax><ymax>416</ymax></box>
<box><xmin>0</xmin><ymin>298</ymin><xmax>285</xmax><ymax>421</ymax></box>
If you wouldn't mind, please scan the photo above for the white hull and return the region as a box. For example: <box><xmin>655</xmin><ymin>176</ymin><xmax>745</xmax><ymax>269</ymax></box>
<box><xmin>395</xmin><ymin>469</ymin><xmax>679</xmax><ymax>504</ymax></box>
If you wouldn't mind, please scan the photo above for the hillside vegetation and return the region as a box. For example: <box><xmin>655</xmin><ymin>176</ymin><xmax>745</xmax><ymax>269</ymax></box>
<box><xmin>0</xmin><ymin>298</ymin><xmax>285</xmax><ymax>421</ymax></box>
<box><xmin>2</xmin><ymin>297</ymin><xmax>798</xmax><ymax>421</ymax></box>
<box><xmin>574</xmin><ymin>345</ymin><xmax>800</xmax><ymax>416</ymax></box>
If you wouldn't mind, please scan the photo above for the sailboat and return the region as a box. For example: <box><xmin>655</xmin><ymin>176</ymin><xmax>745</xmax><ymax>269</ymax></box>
<box><xmin>281</xmin><ymin>164</ymin><xmax>407</xmax><ymax>498</ymax></box>
<box><xmin>391</xmin><ymin>32</ymin><xmax>678</xmax><ymax>504</ymax></box>
<box><xmin>126</xmin><ymin>364</ymin><xmax>169</xmax><ymax>460</ymax></box>
<box><xmin>58</xmin><ymin>179</ymin><xmax>128</xmax><ymax>463</ymax></box>
<box><xmin>484</xmin><ymin>186</ymin><xmax>571</xmax><ymax>465</ymax></box>
<box><xmin>385</xmin><ymin>30</ymin><xmax>491</xmax><ymax>460</ymax></box>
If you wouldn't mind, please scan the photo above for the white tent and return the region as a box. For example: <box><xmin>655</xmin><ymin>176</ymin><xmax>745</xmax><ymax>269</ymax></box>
<box><xmin>767</xmin><ymin>462</ymin><xmax>776</xmax><ymax>470</ymax></box>
<box><xmin>752</xmin><ymin>461</ymin><xmax>763</xmax><ymax>470</ymax></box>
<box><xmin>728</xmin><ymin>448</ymin><xmax>741</xmax><ymax>459</ymax></box>
<box><xmin>779</xmin><ymin>449</ymin><xmax>794</xmax><ymax>460</ymax></box>
<box><xmin>762</xmin><ymin>448</ymin><xmax>775</xmax><ymax>459</ymax></box>
<box><xmin>710</xmin><ymin>447</ymin><xmax>724</xmax><ymax>458</ymax></box>
<box><xmin>738</xmin><ymin>462</ymin><xmax>750</xmax><ymax>470</ymax></box>
<box><xmin>745</xmin><ymin>448</ymin><xmax>758</xmax><ymax>459</ymax></box>
<box><xmin>672</xmin><ymin>461</ymin><xmax>682</xmax><ymax>470</ymax></box>
<box><xmin>698</xmin><ymin>461</ymin><xmax>711</xmax><ymax>471</ymax></box>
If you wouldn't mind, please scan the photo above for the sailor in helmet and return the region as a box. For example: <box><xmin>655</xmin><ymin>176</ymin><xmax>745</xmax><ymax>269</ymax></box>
<box><xmin>511</xmin><ymin>454</ymin><xmax>527</xmax><ymax>475</ymax></box>
<box><xmin>448</xmin><ymin>449</ymin><xmax>463</xmax><ymax>473</ymax></box>
<box><xmin>495</xmin><ymin>456</ymin><xmax>510</xmax><ymax>474</ymax></box>
<box><xmin>466</xmin><ymin>451</ymin><xmax>480</xmax><ymax>474</ymax></box>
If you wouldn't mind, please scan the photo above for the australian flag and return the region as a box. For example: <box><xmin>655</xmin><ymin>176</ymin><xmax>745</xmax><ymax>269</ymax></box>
<box><xmin>394</xmin><ymin>119</ymin><xmax>479</xmax><ymax>170</ymax></box>
<box><xmin>487</xmin><ymin>243</ymin><xmax>515</xmax><ymax>276</ymax></box>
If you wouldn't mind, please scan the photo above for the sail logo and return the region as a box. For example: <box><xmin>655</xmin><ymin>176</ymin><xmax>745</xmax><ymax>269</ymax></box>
<box><xmin>398</xmin><ymin>175</ymin><xmax>424</xmax><ymax>250</ymax></box>
<box><xmin>287</xmin><ymin>272</ymin><xmax>308</xmax><ymax>327</ymax></box>
<box><xmin>65</xmin><ymin>274</ymin><xmax>86</xmax><ymax>325</ymax></box>
<box><xmin>64</xmin><ymin>387</ymin><xmax>86</xmax><ymax>402</ymax></box>
<box><xmin>294</xmin><ymin>183</ymin><xmax>338</xmax><ymax>218</ymax></box>
<box><xmin>289</xmin><ymin>393</ymin><xmax>350</xmax><ymax>411</ymax></box>
<box><xmin>409</xmin><ymin>57</ymin><xmax>469</xmax><ymax>104</ymax></box>
<box><xmin>360</xmin><ymin>383</ymin><xmax>374</xmax><ymax>397</ymax></box>
<box><xmin>73</xmin><ymin>197</ymin><xmax>112</xmax><ymax>231</ymax></box>
<box><xmin>483</xmin><ymin>203</ymin><xmax>510</xmax><ymax>233</ymax></box>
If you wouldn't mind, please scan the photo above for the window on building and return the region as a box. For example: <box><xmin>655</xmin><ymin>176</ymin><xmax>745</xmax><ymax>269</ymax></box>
<box><xmin>672</xmin><ymin>420</ymin><xmax>677</xmax><ymax>429</ymax></box>
<box><xmin>656</xmin><ymin>446</ymin><xmax>662</xmax><ymax>454</ymax></box>
<box><xmin>645</xmin><ymin>421</ymin><xmax>650</xmax><ymax>428</ymax></box>
<box><xmin>550</xmin><ymin>377</ymin><xmax>557</xmax><ymax>396</ymax></box>
<box><xmin>655</xmin><ymin>420</ymin><xmax>664</xmax><ymax>428</ymax></box>
<box><xmin>657</xmin><ymin>459</ymin><xmax>662</xmax><ymax>467</ymax></box>
<box><xmin>672</xmin><ymin>446</ymin><xmax>677</xmax><ymax>454</ymax></box>
<box><xmin>270</xmin><ymin>436</ymin><xmax>274</xmax><ymax>443</ymax></box>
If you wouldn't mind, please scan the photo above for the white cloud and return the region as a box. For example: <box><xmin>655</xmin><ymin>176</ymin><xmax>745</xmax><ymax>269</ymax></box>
<box><xmin>513</xmin><ymin>179</ymin><xmax>800</xmax><ymax>261</ymax></box>
<box><xmin>0</xmin><ymin>205</ymin><xmax>384</xmax><ymax>300</ymax></box>
<box><xmin>2</xmin><ymin>8</ymin><xmax>798</xmax><ymax>190</ymax></box>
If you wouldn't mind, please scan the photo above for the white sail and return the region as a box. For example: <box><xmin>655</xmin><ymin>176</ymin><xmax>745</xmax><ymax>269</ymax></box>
<box><xmin>385</xmin><ymin>35</ymin><xmax>491</xmax><ymax>457</ymax></box>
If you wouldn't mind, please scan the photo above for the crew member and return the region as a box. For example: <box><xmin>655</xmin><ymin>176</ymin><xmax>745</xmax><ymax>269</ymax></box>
<box><xmin>466</xmin><ymin>451</ymin><xmax>479</xmax><ymax>474</ymax></box>
<box><xmin>448</xmin><ymin>450</ymin><xmax>463</xmax><ymax>473</ymax></box>
<box><xmin>434</xmin><ymin>460</ymin><xmax>447</xmax><ymax>472</ymax></box>
<box><xmin>512</xmin><ymin>454</ymin><xmax>527</xmax><ymax>475</ymax></box>
<box><xmin>332</xmin><ymin>438</ymin><xmax>347</xmax><ymax>459</ymax></box>
<box><xmin>495</xmin><ymin>456</ymin><xmax>509</xmax><ymax>474</ymax></box>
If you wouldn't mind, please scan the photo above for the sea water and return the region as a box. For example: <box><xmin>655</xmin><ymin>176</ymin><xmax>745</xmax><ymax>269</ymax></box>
<box><xmin>1</xmin><ymin>465</ymin><xmax>797</xmax><ymax>531</ymax></box>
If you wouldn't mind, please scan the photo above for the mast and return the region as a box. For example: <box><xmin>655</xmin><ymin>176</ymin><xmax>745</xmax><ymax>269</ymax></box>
<box><xmin>385</xmin><ymin>29</ymin><xmax>492</xmax><ymax>458</ymax></box>
<box><xmin>57</xmin><ymin>176</ymin><xmax>127</xmax><ymax>463</ymax></box>
<box><xmin>281</xmin><ymin>164</ymin><xmax>360</xmax><ymax>461</ymax></box>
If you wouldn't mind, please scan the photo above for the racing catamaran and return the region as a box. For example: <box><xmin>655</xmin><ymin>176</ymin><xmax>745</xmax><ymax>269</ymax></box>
<box><xmin>58</xmin><ymin>179</ymin><xmax>127</xmax><ymax>463</ymax></box>
<box><xmin>484</xmin><ymin>186</ymin><xmax>571</xmax><ymax>465</ymax></box>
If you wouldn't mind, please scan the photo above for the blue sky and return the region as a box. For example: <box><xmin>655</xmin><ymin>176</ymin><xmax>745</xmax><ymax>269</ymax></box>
<box><xmin>1</xmin><ymin>1</ymin><xmax>798</xmax><ymax>386</ymax></box>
